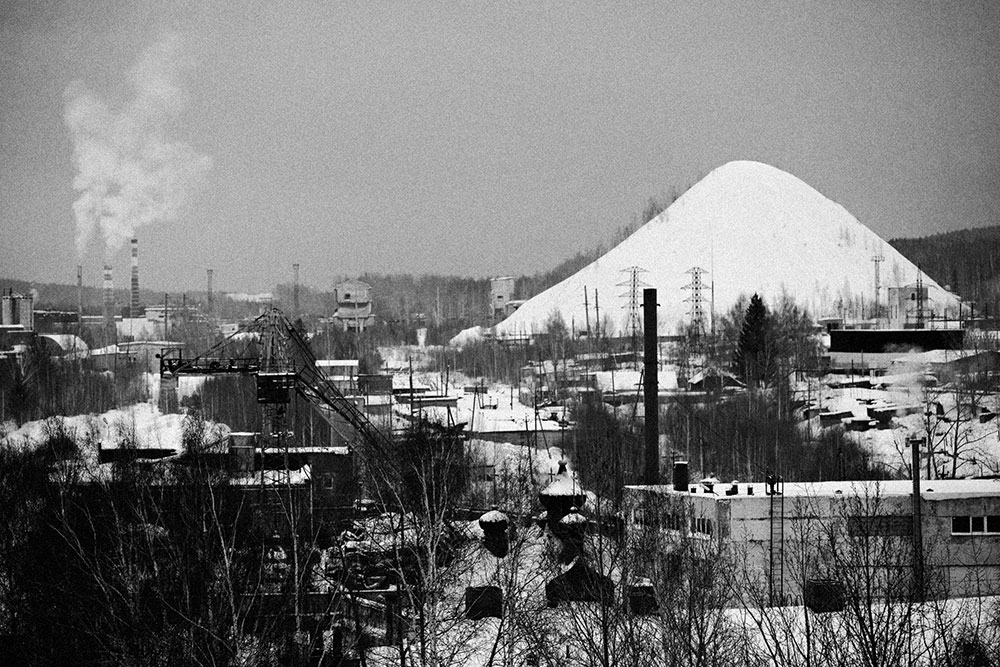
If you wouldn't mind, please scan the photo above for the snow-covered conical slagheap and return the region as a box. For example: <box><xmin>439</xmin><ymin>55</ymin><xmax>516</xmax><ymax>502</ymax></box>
<box><xmin>494</xmin><ymin>161</ymin><xmax>958</xmax><ymax>337</ymax></box>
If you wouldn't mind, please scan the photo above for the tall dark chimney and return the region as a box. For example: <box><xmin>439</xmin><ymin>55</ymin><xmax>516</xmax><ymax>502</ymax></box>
<box><xmin>910</xmin><ymin>436</ymin><xmax>925</xmax><ymax>600</ymax></box>
<box><xmin>130</xmin><ymin>238</ymin><xmax>140</xmax><ymax>318</ymax></box>
<box><xmin>206</xmin><ymin>269</ymin><xmax>214</xmax><ymax>318</ymax></box>
<box><xmin>77</xmin><ymin>265</ymin><xmax>83</xmax><ymax>332</ymax></box>
<box><xmin>643</xmin><ymin>288</ymin><xmax>659</xmax><ymax>484</ymax></box>
<box><xmin>293</xmin><ymin>263</ymin><xmax>300</xmax><ymax>315</ymax></box>
<box><xmin>672</xmin><ymin>461</ymin><xmax>689</xmax><ymax>492</ymax></box>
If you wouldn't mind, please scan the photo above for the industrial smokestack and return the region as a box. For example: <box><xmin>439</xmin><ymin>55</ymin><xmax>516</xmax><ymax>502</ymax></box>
<box><xmin>103</xmin><ymin>264</ymin><xmax>116</xmax><ymax>344</ymax></box>
<box><xmin>293</xmin><ymin>263</ymin><xmax>300</xmax><ymax>314</ymax></box>
<box><xmin>130</xmin><ymin>238</ymin><xmax>140</xmax><ymax>318</ymax></box>
<box><xmin>77</xmin><ymin>265</ymin><xmax>83</xmax><ymax>330</ymax></box>
<box><xmin>643</xmin><ymin>288</ymin><xmax>659</xmax><ymax>484</ymax></box>
<box><xmin>206</xmin><ymin>269</ymin><xmax>214</xmax><ymax>318</ymax></box>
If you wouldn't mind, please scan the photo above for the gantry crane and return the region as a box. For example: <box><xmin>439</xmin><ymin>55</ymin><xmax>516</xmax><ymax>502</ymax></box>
<box><xmin>158</xmin><ymin>308</ymin><xmax>393</xmax><ymax>487</ymax></box>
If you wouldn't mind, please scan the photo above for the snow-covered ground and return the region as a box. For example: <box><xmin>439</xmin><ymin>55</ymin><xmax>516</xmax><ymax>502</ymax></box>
<box><xmin>0</xmin><ymin>402</ymin><xmax>230</xmax><ymax>463</ymax></box>
<box><xmin>390</xmin><ymin>370</ymin><xmax>568</xmax><ymax>434</ymax></box>
<box><xmin>800</xmin><ymin>377</ymin><xmax>1000</xmax><ymax>477</ymax></box>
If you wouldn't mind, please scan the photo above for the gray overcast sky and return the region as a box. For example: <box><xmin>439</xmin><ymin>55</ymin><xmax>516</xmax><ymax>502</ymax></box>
<box><xmin>2</xmin><ymin>1</ymin><xmax>999</xmax><ymax>293</ymax></box>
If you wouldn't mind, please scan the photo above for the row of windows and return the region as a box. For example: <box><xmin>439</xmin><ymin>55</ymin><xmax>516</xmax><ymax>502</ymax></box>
<box><xmin>631</xmin><ymin>510</ymin><xmax>713</xmax><ymax>536</ymax></box>
<box><xmin>951</xmin><ymin>515</ymin><xmax>1000</xmax><ymax>535</ymax></box>
<box><xmin>692</xmin><ymin>517</ymin><xmax>714</xmax><ymax>536</ymax></box>
<box><xmin>847</xmin><ymin>515</ymin><xmax>912</xmax><ymax>537</ymax></box>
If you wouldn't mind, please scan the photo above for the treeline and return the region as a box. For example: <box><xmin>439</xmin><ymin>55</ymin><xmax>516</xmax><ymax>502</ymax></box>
<box><xmin>890</xmin><ymin>225</ymin><xmax>1000</xmax><ymax>315</ymax></box>
<box><xmin>1</xmin><ymin>192</ymin><xmax>684</xmax><ymax>349</ymax></box>
<box><xmin>0</xmin><ymin>339</ymin><xmax>147</xmax><ymax>425</ymax></box>
<box><xmin>515</xmin><ymin>197</ymin><xmax>671</xmax><ymax>299</ymax></box>
<box><xmin>0</xmin><ymin>421</ymin><xmax>316</xmax><ymax>666</ymax></box>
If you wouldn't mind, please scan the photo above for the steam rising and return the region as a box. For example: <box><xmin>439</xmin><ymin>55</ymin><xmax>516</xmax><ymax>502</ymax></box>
<box><xmin>64</xmin><ymin>33</ymin><xmax>212</xmax><ymax>256</ymax></box>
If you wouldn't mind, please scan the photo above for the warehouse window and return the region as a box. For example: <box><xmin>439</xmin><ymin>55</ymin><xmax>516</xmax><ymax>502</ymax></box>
<box><xmin>952</xmin><ymin>515</ymin><xmax>1000</xmax><ymax>535</ymax></box>
<box><xmin>689</xmin><ymin>517</ymin><xmax>713</xmax><ymax>536</ymax></box>
<box><xmin>848</xmin><ymin>515</ymin><xmax>911</xmax><ymax>537</ymax></box>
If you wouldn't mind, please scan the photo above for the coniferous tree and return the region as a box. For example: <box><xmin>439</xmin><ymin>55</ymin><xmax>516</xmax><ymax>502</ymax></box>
<box><xmin>733</xmin><ymin>293</ymin><xmax>774</xmax><ymax>388</ymax></box>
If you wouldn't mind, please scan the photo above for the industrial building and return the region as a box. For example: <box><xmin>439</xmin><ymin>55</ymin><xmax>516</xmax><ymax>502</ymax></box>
<box><xmin>1</xmin><ymin>290</ymin><xmax>34</xmax><ymax>332</ymax></box>
<box><xmin>332</xmin><ymin>280</ymin><xmax>375</xmax><ymax>332</ymax></box>
<box><xmin>489</xmin><ymin>276</ymin><xmax>516</xmax><ymax>320</ymax></box>
<box><xmin>315</xmin><ymin>359</ymin><xmax>393</xmax><ymax>422</ymax></box>
<box><xmin>627</xmin><ymin>467</ymin><xmax>1000</xmax><ymax>604</ymax></box>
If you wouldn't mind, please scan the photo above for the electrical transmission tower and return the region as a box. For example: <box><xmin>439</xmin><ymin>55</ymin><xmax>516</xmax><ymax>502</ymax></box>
<box><xmin>682</xmin><ymin>266</ymin><xmax>709</xmax><ymax>336</ymax></box>
<box><xmin>871</xmin><ymin>255</ymin><xmax>884</xmax><ymax>318</ymax></box>
<box><xmin>915</xmin><ymin>270</ymin><xmax>927</xmax><ymax>328</ymax></box>
<box><xmin>618</xmin><ymin>266</ymin><xmax>649</xmax><ymax>343</ymax></box>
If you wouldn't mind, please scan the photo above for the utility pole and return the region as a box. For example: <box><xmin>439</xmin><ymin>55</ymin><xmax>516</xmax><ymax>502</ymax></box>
<box><xmin>593</xmin><ymin>289</ymin><xmax>601</xmax><ymax>342</ymax></box>
<box><xmin>710</xmin><ymin>279</ymin><xmax>716</xmax><ymax>337</ymax></box>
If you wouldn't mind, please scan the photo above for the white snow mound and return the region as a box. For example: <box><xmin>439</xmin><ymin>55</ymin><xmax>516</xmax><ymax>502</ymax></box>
<box><xmin>496</xmin><ymin>161</ymin><xmax>960</xmax><ymax>337</ymax></box>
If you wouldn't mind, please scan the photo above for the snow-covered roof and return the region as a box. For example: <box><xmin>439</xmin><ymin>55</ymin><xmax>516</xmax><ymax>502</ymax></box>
<box><xmin>688</xmin><ymin>368</ymin><xmax>743</xmax><ymax>387</ymax></box>
<box><xmin>478</xmin><ymin>509</ymin><xmax>509</xmax><ymax>525</ymax></box>
<box><xmin>259</xmin><ymin>446</ymin><xmax>350</xmax><ymax>455</ymax></box>
<box><xmin>39</xmin><ymin>333</ymin><xmax>88</xmax><ymax>352</ymax></box>
<box><xmin>629</xmin><ymin>478</ymin><xmax>1000</xmax><ymax>501</ymax></box>
<box><xmin>231</xmin><ymin>465</ymin><xmax>311</xmax><ymax>486</ymax></box>
<box><xmin>891</xmin><ymin>349</ymin><xmax>991</xmax><ymax>365</ymax></box>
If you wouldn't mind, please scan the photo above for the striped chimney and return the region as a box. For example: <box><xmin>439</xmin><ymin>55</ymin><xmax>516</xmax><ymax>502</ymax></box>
<box><xmin>77</xmin><ymin>265</ymin><xmax>83</xmax><ymax>327</ymax></box>
<box><xmin>130</xmin><ymin>238</ymin><xmax>140</xmax><ymax>318</ymax></box>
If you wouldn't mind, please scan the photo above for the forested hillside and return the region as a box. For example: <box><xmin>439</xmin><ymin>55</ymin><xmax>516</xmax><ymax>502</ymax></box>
<box><xmin>890</xmin><ymin>225</ymin><xmax>1000</xmax><ymax>315</ymax></box>
<box><xmin>515</xmin><ymin>197</ymin><xmax>668</xmax><ymax>299</ymax></box>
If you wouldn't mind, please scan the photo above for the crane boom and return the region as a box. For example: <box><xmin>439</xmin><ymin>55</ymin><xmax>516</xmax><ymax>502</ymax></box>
<box><xmin>159</xmin><ymin>307</ymin><xmax>392</xmax><ymax>458</ymax></box>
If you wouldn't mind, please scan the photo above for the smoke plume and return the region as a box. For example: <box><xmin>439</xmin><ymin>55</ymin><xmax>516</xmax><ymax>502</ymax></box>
<box><xmin>64</xmin><ymin>33</ymin><xmax>212</xmax><ymax>257</ymax></box>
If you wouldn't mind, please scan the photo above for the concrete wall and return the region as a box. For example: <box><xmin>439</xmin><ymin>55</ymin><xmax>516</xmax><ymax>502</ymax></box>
<box><xmin>627</xmin><ymin>485</ymin><xmax>1000</xmax><ymax>602</ymax></box>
